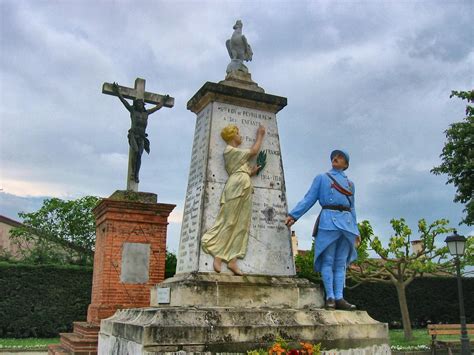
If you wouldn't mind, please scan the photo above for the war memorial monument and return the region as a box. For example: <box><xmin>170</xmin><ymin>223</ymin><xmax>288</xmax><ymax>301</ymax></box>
<box><xmin>73</xmin><ymin>21</ymin><xmax>389</xmax><ymax>354</ymax></box>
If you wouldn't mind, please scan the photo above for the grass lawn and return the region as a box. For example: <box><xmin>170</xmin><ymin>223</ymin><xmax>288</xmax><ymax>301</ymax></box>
<box><xmin>0</xmin><ymin>337</ymin><xmax>60</xmax><ymax>350</ymax></box>
<box><xmin>390</xmin><ymin>329</ymin><xmax>432</xmax><ymax>347</ymax></box>
<box><xmin>389</xmin><ymin>328</ymin><xmax>462</xmax><ymax>350</ymax></box>
<box><xmin>0</xmin><ymin>330</ymin><xmax>463</xmax><ymax>351</ymax></box>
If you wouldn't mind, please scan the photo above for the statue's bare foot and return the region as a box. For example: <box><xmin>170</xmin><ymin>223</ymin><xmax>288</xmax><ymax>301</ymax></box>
<box><xmin>228</xmin><ymin>258</ymin><xmax>243</xmax><ymax>276</ymax></box>
<box><xmin>213</xmin><ymin>257</ymin><xmax>222</xmax><ymax>273</ymax></box>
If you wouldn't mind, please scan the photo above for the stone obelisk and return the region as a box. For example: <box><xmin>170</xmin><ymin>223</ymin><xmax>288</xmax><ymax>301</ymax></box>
<box><xmin>176</xmin><ymin>74</ymin><xmax>293</xmax><ymax>276</ymax></box>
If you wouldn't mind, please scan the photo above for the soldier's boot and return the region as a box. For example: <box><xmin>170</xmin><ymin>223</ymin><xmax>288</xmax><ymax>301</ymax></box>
<box><xmin>325</xmin><ymin>298</ymin><xmax>336</xmax><ymax>310</ymax></box>
<box><xmin>335</xmin><ymin>299</ymin><xmax>357</xmax><ymax>311</ymax></box>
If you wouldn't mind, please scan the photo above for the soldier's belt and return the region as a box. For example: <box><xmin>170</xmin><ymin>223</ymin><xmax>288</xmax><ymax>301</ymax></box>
<box><xmin>321</xmin><ymin>205</ymin><xmax>351</xmax><ymax>212</ymax></box>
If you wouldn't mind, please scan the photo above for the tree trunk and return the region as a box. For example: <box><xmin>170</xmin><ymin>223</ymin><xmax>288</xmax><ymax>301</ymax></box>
<box><xmin>395</xmin><ymin>282</ymin><xmax>413</xmax><ymax>341</ymax></box>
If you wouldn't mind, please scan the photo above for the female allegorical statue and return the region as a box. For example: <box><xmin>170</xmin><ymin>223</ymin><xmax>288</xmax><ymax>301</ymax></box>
<box><xmin>201</xmin><ymin>124</ymin><xmax>265</xmax><ymax>275</ymax></box>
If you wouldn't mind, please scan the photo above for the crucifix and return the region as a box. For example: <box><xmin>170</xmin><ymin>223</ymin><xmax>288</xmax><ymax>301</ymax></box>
<box><xmin>102</xmin><ymin>78</ymin><xmax>174</xmax><ymax>192</ymax></box>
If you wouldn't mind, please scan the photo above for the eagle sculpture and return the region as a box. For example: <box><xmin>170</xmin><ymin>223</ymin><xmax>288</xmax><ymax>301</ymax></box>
<box><xmin>225</xmin><ymin>20</ymin><xmax>253</xmax><ymax>74</ymax></box>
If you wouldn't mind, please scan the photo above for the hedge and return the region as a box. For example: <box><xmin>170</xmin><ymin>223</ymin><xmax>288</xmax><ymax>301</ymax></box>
<box><xmin>345</xmin><ymin>277</ymin><xmax>474</xmax><ymax>328</ymax></box>
<box><xmin>0</xmin><ymin>262</ymin><xmax>472</xmax><ymax>337</ymax></box>
<box><xmin>0</xmin><ymin>262</ymin><xmax>92</xmax><ymax>338</ymax></box>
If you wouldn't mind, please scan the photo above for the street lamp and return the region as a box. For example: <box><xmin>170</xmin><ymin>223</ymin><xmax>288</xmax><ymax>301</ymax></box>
<box><xmin>445</xmin><ymin>230</ymin><xmax>471</xmax><ymax>355</ymax></box>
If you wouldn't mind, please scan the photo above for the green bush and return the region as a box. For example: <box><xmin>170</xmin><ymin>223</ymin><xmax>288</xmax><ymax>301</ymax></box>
<box><xmin>345</xmin><ymin>277</ymin><xmax>474</xmax><ymax>328</ymax></box>
<box><xmin>0</xmin><ymin>262</ymin><xmax>92</xmax><ymax>338</ymax></box>
<box><xmin>165</xmin><ymin>251</ymin><xmax>177</xmax><ymax>279</ymax></box>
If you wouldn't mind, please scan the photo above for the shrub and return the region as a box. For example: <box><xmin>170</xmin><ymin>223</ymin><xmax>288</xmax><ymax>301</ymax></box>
<box><xmin>0</xmin><ymin>263</ymin><xmax>92</xmax><ymax>338</ymax></box>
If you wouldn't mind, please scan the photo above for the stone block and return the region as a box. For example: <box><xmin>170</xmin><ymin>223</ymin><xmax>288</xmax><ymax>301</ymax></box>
<box><xmin>150</xmin><ymin>273</ymin><xmax>324</xmax><ymax>309</ymax></box>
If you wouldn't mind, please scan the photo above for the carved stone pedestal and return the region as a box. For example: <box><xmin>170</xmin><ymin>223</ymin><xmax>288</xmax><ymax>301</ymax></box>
<box><xmin>49</xmin><ymin>191</ymin><xmax>175</xmax><ymax>355</ymax></box>
<box><xmin>98</xmin><ymin>273</ymin><xmax>389</xmax><ymax>354</ymax></box>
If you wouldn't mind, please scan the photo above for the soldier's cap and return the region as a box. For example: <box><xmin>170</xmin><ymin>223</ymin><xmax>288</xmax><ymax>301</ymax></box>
<box><xmin>330</xmin><ymin>150</ymin><xmax>350</xmax><ymax>169</ymax></box>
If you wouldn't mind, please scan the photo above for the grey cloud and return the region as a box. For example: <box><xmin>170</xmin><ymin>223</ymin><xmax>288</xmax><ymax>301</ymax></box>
<box><xmin>397</xmin><ymin>3</ymin><xmax>473</xmax><ymax>63</ymax></box>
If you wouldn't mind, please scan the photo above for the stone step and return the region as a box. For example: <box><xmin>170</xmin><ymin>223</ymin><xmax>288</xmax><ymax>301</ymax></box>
<box><xmin>60</xmin><ymin>332</ymin><xmax>98</xmax><ymax>354</ymax></box>
<box><xmin>73</xmin><ymin>322</ymin><xmax>100</xmax><ymax>340</ymax></box>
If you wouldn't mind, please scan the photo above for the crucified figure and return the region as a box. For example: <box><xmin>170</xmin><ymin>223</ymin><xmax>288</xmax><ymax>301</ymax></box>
<box><xmin>112</xmin><ymin>82</ymin><xmax>169</xmax><ymax>183</ymax></box>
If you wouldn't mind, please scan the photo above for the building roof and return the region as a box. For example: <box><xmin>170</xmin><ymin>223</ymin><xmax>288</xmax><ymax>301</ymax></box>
<box><xmin>0</xmin><ymin>215</ymin><xmax>23</xmax><ymax>228</ymax></box>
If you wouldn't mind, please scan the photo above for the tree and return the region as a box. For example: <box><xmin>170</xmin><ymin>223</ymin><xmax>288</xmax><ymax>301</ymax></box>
<box><xmin>165</xmin><ymin>251</ymin><xmax>177</xmax><ymax>278</ymax></box>
<box><xmin>348</xmin><ymin>218</ymin><xmax>473</xmax><ymax>341</ymax></box>
<box><xmin>10</xmin><ymin>196</ymin><xmax>181</xmax><ymax>272</ymax></box>
<box><xmin>10</xmin><ymin>196</ymin><xmax>100</xmax><ymax>265</ymax></box>
<box><xmin>431</xmin><ymin>90</ymin><xmax>474</xmax><ymax>226</ymax></box>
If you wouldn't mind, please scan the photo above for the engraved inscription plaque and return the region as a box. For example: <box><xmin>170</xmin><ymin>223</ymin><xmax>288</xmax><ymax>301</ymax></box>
<box><xmin>157</xmin><ymin>287</ymin><xmax>171</xmax><ymax>304</ymax></box>
<box><xmin>121</xmin><ymin>242</ymin><xmax>150</xmax><ymax>284</ymax></box>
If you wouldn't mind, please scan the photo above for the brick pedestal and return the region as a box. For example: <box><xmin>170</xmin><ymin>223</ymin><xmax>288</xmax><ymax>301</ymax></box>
<box><xmin>87</xmin><ymin>191</ymin><xmax>175</xmax><ymax>323</ymax></box>
<box><xmin>49</xmin><ymin>191</ymin><xmax>175</xmax><ymax>355</ymax></box>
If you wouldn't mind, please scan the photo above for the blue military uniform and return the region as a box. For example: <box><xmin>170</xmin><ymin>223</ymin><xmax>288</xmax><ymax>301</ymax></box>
<box><xmin>289</xmin><ymin>151</ymin><xmax>359</xmax><ymax>303</ymax></box>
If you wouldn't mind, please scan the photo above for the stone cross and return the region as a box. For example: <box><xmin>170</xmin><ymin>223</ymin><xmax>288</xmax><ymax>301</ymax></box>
<box><xmin>102</xmin><ymin>78</ymin><xmax>174</xmax><ymax>191</ymax></box>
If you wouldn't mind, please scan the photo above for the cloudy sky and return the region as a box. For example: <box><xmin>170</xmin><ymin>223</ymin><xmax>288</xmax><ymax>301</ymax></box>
<box><xmin>1</xmin><ymin>0</ymin><xmax>473</xmax><ymax>253</ymax></box>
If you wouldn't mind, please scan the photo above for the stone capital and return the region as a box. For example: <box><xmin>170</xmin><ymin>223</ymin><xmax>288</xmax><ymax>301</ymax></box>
<box><xmin>187</xmin><ymin>81</ymin><xmax>287</xmax><ymax>114</ymax></box>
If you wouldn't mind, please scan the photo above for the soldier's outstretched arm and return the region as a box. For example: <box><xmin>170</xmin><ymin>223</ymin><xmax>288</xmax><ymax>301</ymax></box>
<box><xmin>288</xmin><ymin>174</ymin><xmax>322</xmax><ymax>221</ymax></box>
<box><xmin>112</xmin><ymin>82</ymin><xmax>132</xmax><ymax>112</ymax></box>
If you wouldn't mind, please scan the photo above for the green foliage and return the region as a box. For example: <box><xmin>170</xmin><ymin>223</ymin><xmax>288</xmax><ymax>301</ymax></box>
<box><xmin>10</xmin><ymin>196</ymin><xmax>100</xmax><ymax>266</ymax></box>
<box><xmin>431</xmin><ymin>90</ymin><xmax>474</xmax><ymax>226</ymax></box>
<box><xmin>256</xmin><ymin>150</ymin><xmax>267</xmax><ymax>175</ymax></box>
<box><xmin>294</xmin><ymin>241</ymin><xmax>320</xmax><ymax>283</ymax></box>
<box><xmin>349</xmin><ymin>218</ymin><xmax>472</xmax><ymax>340</ymax></box>
<box><xmin>350</xmin><ymin>218</ymin><xmax>462</xmax><ymax>286</ymax></box>
<box><xmin>0</xmin><ymin>248</ymin><xmax>181</xmax><ymax>338</ymax></box>
<box><xmin>165</xmin><ymin>251</ymin><xmax>177</xmax><ymax>278</ymax></box>
<box><xmin>463</xmin><ymin>236</ymin><xmax>474</xmax><ymax>273</ymax></box>
<box><xmin>0</xmin><ymin>263</ymin><xmax>92</xmax><ymax>338</ymax></box>
<box><xmin>0</xmin><ymin>249</ymin><xmax>15</xmax><ymax>263</ymax></box>
<box><xmin>0</xmin><ymin>338</ymin><xmax>59</xmax><ymax>350</ymax></box>
<box><xmin>275</xmin><ymin>335</ymin><xmax>289</xmax><ymax>351</ymax></box>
